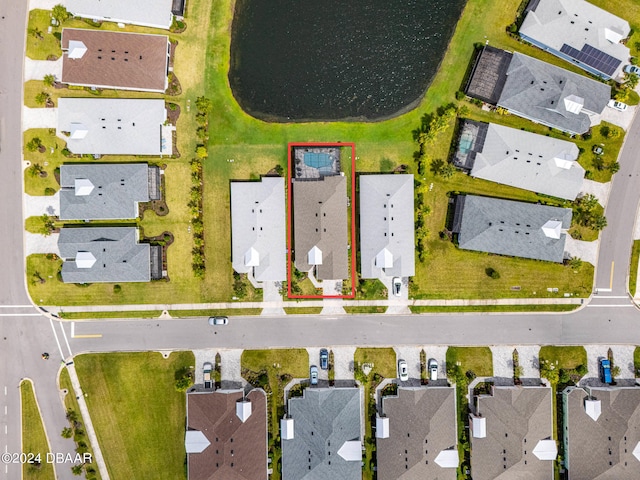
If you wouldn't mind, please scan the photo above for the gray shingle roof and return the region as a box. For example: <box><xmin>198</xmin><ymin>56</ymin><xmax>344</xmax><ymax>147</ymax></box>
<box><xmin>57</xmin><ymin>98</ymin><xmax>168</xmax><ymax>155</ymax></box>
<box><xmin>282</xmin><ymin>388</ymin><xmax>362</xmax><ymax>480</ymax></box>
<box><xmin>520</xmin><ymin>0</ymin><xmax>630</xmax><ymax>79</ymax></box>
<box><xmin>58</xmin><ymin>227</ymin><xmax>150</xmax><ymax>283</ymax></box>
<box><xmin>458</xmin><ymin>121</ymin><xmax>584</xmax><ymax>200</ymax></box>
<box><xmin>293</xmin><ymin>176</ymin><xmax>349</xmax><ymax>280</ymax></box>
<box><xmin>65</xmin><ymin>0</ymin><xmax>174</xmax><ymax>29</ymax></box>
<box><xmin>497</xmin><ymin>52</ymin><xmax>611</xmax><ymax>135</ymax></box>
<box><xmin>377</xmin><ymin>387</ymin><xmax>457</xmax><ymax>480</ymax></box>
<box><xmin>453</xmin><ymin>195</ymin><xmax>572</xmax><ymax>263</ymax></box>
<box><xmin>471</xmin><ymin>386</ymin><xmax>555</xmax><ymax>480</ymax></box>
<box><xmin>231</xmin><ymin>177</ymin><xmax>286</xmax><ymax>282</ymax></box>
<box><xmin>563</xmin><ymin>387</ymin><xmax>640</xmax><ymax>480</ymax></box>
<box><xmin>359</xmin><ymin>174</ymin><xmax>415</xmax><ymax>278</ymax></box>
<box><xmin>59</xmin><ymin>163</ymin><xmax>151</xmax><ymax>220</ymax></box>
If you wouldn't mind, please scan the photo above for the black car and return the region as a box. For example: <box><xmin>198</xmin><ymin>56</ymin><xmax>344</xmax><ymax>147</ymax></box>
<box><xmin>320</xmin><ymin>349</ymin><xmax>329</xmax><ymax>370</ymax></box>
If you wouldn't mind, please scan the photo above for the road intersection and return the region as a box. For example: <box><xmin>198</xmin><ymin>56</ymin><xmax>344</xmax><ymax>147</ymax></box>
<box><xmin>1</xmin><ymin>1</ymin><xmax>640</xmax><ymax>478</ymax></box>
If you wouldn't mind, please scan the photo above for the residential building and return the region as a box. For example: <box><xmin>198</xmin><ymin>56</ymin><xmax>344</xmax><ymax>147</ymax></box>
<box><xmin>376</xmin><ymin>387</ymin><xmax>458</xmax><ymax>480</ymax></box>
<box><xmin>451</xmin><ymin>195</ymin><xmax>572</xmax><ymax>263</ymax></box>
<box><xmin>185</xmin><ymin>389</ymin><xmax>268</xmax><ymax>480</ymax></box>
<box><xmin>359</xmin><ymin>174</ymin><xmax>415</xmax><ymax>279</ymax></box>
<box><xmin>57</xmin><ymin>98</ymin><xmax>171</xmax><ymax>156</ymax></box>
<box><xmin>59</xmin><ymin>163</ymin><xmax>160</xmax><ymax>220</ymax></box>
<box><xmin>61</xmin><ymin>29</ymin><xmax>170</xmax><ymax>92</ymax></box>
<box><xmin>519</xmin><ymin>0</ymin><xmax>630</xmax><ymax>80</ymax></box>
<box><xmin>281</xmin><ymin>387</ymin><xmax>362</xmax><ymax>480</ymax></box>
<box><xmin>58</xmin><ymin>227</ymin><xmax>160</xmax><ymax>283</ymax></box>
<box><xmin>466</xmin><ymin>46</ymin><xmax>610</xmax><ymax>135</ymax></box>
<box><xmin>231</xmin><ymin>177</ymin><xmax>286</xmax><ymax>282</ymax></box>
<box><xmin>453</xmin><ymin>120</ymin><xmax>584</xmax><ymax>200</ymax></box>
<box><xmin>65</xmin><ymin>0</ymin><xmax>174</xmax><ymax>30</ymax></box>
<box><xmin>469</xmin><ymin>385</ymin><xmax>556</xmax><ymax>480</ymax></box>
<box><xmin>292</xmin><ymin>175</ymin><xmax>348</xmax><ymax>280</ymax></box>
<box><xmin>562</xmin><ymin>386</ymin><xmax>640</xmax><ymax>479</ymax></box>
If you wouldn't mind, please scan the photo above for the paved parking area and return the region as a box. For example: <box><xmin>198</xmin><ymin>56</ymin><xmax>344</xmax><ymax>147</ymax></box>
<box><xmin>25</xmin><ymin>232</ymin><xmax>59</xmax><ymax>256</ymax></box>
<box><xmin>601</xmin><ymin>104</ymin><xmax>636</xmax><ymax>131</ymax></box>
<box><xmin>24</xmin><ymin>58</ymin><xmax>62</xmax><ymax>82</ymax></box>
<box><xmin>193</xmin><ymin>348</ymin><xmax>218</xmax><ymax>385</ymax></box>
<box><xmin>581</xmin><ymin>345</ymin><xmax>637</xmax><ymax>387</ymax></box>
<box><xmin>394</xmin><ymin>346</ymin><xmax>419</xmax><ymax>383</ymax></box>
<box><xmin>24</xmin><ymin>192</ymin><xmax>60</xmax><ymax>217</ymax></box>
<box><xmin>218</xmin><ymin>349</ymin><xmax>244</xmax><ymax>387</ymax></box>
<box><xmin>332</xmin><ymin>346</ymin><xmax>356</xmax><ymax>381</ymax></box>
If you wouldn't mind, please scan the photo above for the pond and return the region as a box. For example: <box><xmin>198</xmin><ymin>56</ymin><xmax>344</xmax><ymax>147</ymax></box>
<box><xmin>229</xmin><ymin>0</ymin><xmax>467</xmax><ymax>122</ymax></box>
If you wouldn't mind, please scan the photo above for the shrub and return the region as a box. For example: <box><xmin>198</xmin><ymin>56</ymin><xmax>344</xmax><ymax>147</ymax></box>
<box><xmin>44</xmin><ymin>187</ymin><xmax>56</xmax><ymax>196</ymax></box>
<box><xmin>582</xmin><ymin>131</ymin><xmax>592</xmax><ymax>141</ymax></box>
<box><xmin>455</xmin><ymin>90</ymin><xmax>465</xmax><ymax>100</ymax></box>
<box><xmin>485</xmin><ymin>267</ymin><xmax>500</xmax><ymax>279</ymax></box>
<box><xmin>113</xmin><ymin>284</ymin><xmax>122</xmax><ymax>294</ymax></box>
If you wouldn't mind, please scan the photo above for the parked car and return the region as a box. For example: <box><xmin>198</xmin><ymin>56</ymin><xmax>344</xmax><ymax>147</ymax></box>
<box><xmin>398</xmin><ymin>359</ymin><xmax>408</xmax><ymax>381</ymax></box>
<box><xmin>392</xmin><ymin>277</ymin><xmax>402</xmax><ymax>297</ymax></box>
<box><xmin>320</xmin><ymin>349</ymin><xmax>329</xmax><ymax>370</ymax></box>
<box><xmin>208</xmin><ymin>316</ymin><xmax>228</xmax><ymax>325</ymax></box>
<box><xmin>310</xmin><ymin>365</ymin><xmax>319</xmax><ymax>385</ymax></box>
<box><xmin>608</xmin><ymin>99</ymin><xmax>628</xmax><ymax>112</ymax></box>
<box><xmin>624</xmin><ymin>64</ymin><xmax>640</xmax><ymax>75</ymax></box>
<box><xmin>600</xmin><ymin>358</ymin><xmax>612</xmax><ymax>384</ymax></box>
<box><xmin>203</xmin><ymin>362</ymin><xmax>213</xmax><ymax>389</ymax></box>
<box><xmin>428</xmin><ymin>358</ymin><xmax>438</xmax><ymax>381</ymax></box>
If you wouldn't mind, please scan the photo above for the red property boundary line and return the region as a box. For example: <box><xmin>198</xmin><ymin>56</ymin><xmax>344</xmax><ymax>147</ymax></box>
<box><xmin>286</xmin><ymin>142</ymin><xmax>357</xmax><ymax>299</ymax></box>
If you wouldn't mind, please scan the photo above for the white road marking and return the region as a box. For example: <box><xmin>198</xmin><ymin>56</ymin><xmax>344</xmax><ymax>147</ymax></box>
<box><xmin>0</xmin><ymin>305</ymin><xmax>32</xmax><ymax>308</ymax></box>
<box><xmin>4</xmin><ymin>386</ymin><xmax>6</xmax><ymax>396</ymax></box>
<box><xmin>71</xmin><ymin>322</ymin><xmax>74</xmax><ymax>338</ymax></box>
<box><xmin>596</xmin><ymin>288</ymin><xmax>612</xmax><ymax>292</ymax></box>
<box><xmin>595</xmin><ymin>295</ymin><xmax>628</xmax><ymax>299</ymax></box>
<box><xmin>0</xmin><ymin>313</ymin><xmax>41</xmax><ymax>317</ymax></box>
<box><xmin>59</xmin><ymin>322</ymin><xmax>72</xmax><ymax>357</ymax></box>
<box><xmin>48</xmin><ymin>317</ymin><xmax>64</xmax><ymax>359</ymax></box>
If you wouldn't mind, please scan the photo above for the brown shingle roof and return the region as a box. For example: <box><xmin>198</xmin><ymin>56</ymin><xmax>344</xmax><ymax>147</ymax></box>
<box><xmin>292</xmin><ymin>176</ymin><xmax>348</xmax><ymax>280</ymax></box>
<box><xmin>564</xmin><ymin>387</ymin><xmax>640</xmax><ymax>479</ymax></box>
<box><xmin>61</xmin><ymin>28</ymin><xmax>169</xmax><ymax>92</ymax></box>
<box><xmin>186</xmin><ymin>390</ymin><xmax>267</xmax><ymax>480</ymax></box>
<box><xmin>377</xmin><ymin>387</ymin><xmax>457</xmax><ymax>480</ymax></box>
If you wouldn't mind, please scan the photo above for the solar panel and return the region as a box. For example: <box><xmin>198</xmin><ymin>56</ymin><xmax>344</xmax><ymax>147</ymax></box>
<box><xmin>560</xmin><ymin>43</ymin><xmax>621</xmax><ymax>77</ymax></box>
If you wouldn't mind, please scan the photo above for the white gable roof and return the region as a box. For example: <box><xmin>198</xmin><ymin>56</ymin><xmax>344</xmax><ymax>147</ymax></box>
<box><xmin>74</xmin><ymin>178</ymin><xmax>94</xmax><ymax>196</ymax></box>
<box><xmin>76</xmin><ymin>251</ymin><xmax>96</xmax><ymax>269</ymax></box>
<box><xmin>532</xmin><ymin>439</ymin><xmax>558</xmax><ymax>460</ymax></box>
<box><xmin>585</xmin><ymin>399</ymin><xmax>602</xmax><ymax>421</ymax></box>
<box><xmin>281</xmin><ymin>417</ymin><xmax>294</xmax><ymax>440</ymax></box>
<box><xmin>236</xmin><ymin>399</ymin><xmax>252</xmax><ymax>422</ymax></box>
<box><xmin>633</xmin><ymin>441</ymin><xmax>640</xmax><ymax>462</ymax></box>
<box><xmin>184</xmin><ymin>430</ymin><xmax>210</xmax><ymax>453</ymax></box>
<box><xmin>375</xmin><ymin>248</ymin><xmax>394</xmax><ymax>269</ymax></box>
<box><xmin>375</xmin><ymin>416</ymin><xmax>389</xmax><ymax>439</ymax></box>
<box><xmin>434</xmin><ymin>449</ymin><xmax>459</xmax><ymax>468</ymax></box>
<box><xmin>542</xmin><ymin>220</ymin><xmax>563</xmax><ymax>239</ymax></box>
<box><xmin>308</xmin><ymin>246</ymin><xmax>323</xmax><ymax>265</ymax></box>
<box><xmin>337</xmin><ymin>440</ymin><xmax>362</xmax><ymax>461</ymax></box>
<box><xmin>244</xmin><ymin>247</ymin><xmax>259</xmax><ymax>267</ymax></box>
<box><xmin>471</xmin><ymin>415</ymin><xmax>486</xmax><ymax>438</ymax></box>
<box><xmin>67</xmin><ymin>40</ymin><xmax>87</xmax><ymax>59</ymax></box>
<box><xmin>564</xmin><ymin>95</ymin><xmax>584</xmax><ymax>115</ymax></box>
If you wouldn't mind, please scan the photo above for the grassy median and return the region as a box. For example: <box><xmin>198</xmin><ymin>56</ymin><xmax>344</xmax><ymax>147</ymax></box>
<box><xmin>20</xmin><ymin>380</ymin><xmax>55</xmax><ymax>480</ymax></box>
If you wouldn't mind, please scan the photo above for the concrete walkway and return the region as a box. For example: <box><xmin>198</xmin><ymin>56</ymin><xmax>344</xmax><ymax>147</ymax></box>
<box><xmin>23</xmin><ymin>106</ymin><xmax>57</xmax><ymax>129</ymax></box>
<box><xmin>65</xmin><ymin>361</ymin><xmax>110</xmax><ymax>480</ymax></box>
<box><xmin>565</xmin><ymin>236</ymin><xmax>598</xmax><ymax>266</ymax></box>
<box><xmin>50</xmin><ymin>296</ymin><xmax>585</xmax><ymax>315</ymax></box>
<box><xmin>29</xmin><ymin>0</ymin><xmax>60</xmax><ymax>11</ymax></box>
<box><xmin>24</xmin><ymin>57</ymin><xmax>62</xmax><ymax>82</ymax></box>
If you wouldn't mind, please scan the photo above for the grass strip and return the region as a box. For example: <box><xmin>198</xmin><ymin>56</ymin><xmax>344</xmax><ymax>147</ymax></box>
<box><xmin>410</xmin><ymin>304</ymin><xmax>579</xmax><ymax>313</ymax></box>
<box><xmin>20</xmin><ymin>380</ymin><xmax>55</xmax><ymax>480</ymax></box>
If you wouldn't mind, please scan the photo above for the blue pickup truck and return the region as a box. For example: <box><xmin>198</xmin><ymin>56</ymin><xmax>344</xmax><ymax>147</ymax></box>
<box><xmin>600</xmin><ymin>359</ymin><xmax>612</xmax><ymax>384</ymax></box>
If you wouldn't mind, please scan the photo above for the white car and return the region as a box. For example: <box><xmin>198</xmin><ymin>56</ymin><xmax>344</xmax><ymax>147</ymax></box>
<box><xmin>398</xmin><ymin>359</ymin><xmax>409</xmax><ymax>381</ymax></box>
<box><xmin>608</xmin><ymin>99</ymin><xmax>628</xmax><ymax>112</ymax></box>
<box><xmin>428</xmin><ymin>358</ymin><xmax>438</xmax><ymax>381</ymax></box>
<box><xmin>392</xmin><ymin>277</ymin><xmax>402</xmax><ymax>296</ymax></box>
<box><xmin>624</xmin><ymin>64</ymin><xmax>640</xmax><ymax>75</ymax></box>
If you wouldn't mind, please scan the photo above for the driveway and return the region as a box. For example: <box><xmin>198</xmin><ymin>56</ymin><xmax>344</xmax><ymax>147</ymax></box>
<box><xmin>261</xmin><ymin>281</ymin><xmax>285</xmax><ymax>316</ymax></box>
<box><xmin>307</xmin><ymin>347</ymin><xmax>327</xmax><ymax>381</ymax></box>
<box><xmin>394</xmin><ymin>346</ymin><xmax>419</xmax><ymax>384</ymax></box>
<box><xmin>193</xmin><ymin>348</ymin><xmax>218</xmax><ymax>386</ymax></box>
<box><xmin>23</xmin><ymin>106</ymin><xmax>57</xmax><ymax>129</ymax></box>
<box><xmin>218</xmin><ymin>349</ymin><xmax>244</xmax><ymax>389</ymax></box>
<box><xmin>601</xmin><ymin>104</ymin><xmax>636</xmax><ymax>131</ymax></box>
<box><xmin>514</xmin><ymin>345</ymin><xmax>541</xmax><ymax>379</ymax></box>
<box><xmin>28</xmin><ymin>0</ymin><xmax>61</xmax><ymax>10</ymax></box>
<box><xmin>25</xmin><ymin>232</ymin><xmax>59</xmax><ymax>256</ymax></box>
<box><xmin>565</xmin><ymin>236</ymin><xmax>598</xmax><ymax>265</ymax></box>
<box><xmin>332</xmin><ymin>346</ymin><xmax>356</xmax><ymax>381</ymax></box>
<box><xmin>580</xmin><ymin>345</ymin><xmax>637</xmax><ymax>387</ymax></box>
<box><xmin>24</xmin><ymin>58</ymin><xmax>62</xmax><ymax>82</ymax></box>
<box><xmin>24</xmin><ymin>191</ymin><xmax>60</xmax><ymax>217</ymax></box>
<box><xmin>580</xmin><ymin>179</ymin><xmax>611</xmax><ymax>208</ymax></box>
<box><xmin>423</xmin><ymin>345</ymin><xmax>448</xmax><ymax>385</ymax></box>
<box><xmin>490</xmin><ymin>345</ymin><xmax>515</xmax><ymax>385</ymax></box>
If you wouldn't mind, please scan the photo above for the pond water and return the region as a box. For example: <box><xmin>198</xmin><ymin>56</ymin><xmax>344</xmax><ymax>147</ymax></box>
<box><xmin>229</xmin><ymin>0</ymin><xmax>467</xmax><ymax>122</ymax></box>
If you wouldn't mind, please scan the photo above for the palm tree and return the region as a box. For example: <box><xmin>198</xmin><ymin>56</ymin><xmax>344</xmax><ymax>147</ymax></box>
<box><xmin>51</xmin><ymin>4</ymin><xmax>70</xmax><ymax>25</ymax></box>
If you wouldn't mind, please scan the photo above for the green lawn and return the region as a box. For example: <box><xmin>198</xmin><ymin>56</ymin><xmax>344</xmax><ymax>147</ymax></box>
<box><xmin>59</xmin><ymin>311</ymin><xmax>162</xmax><ymax>320</ymax></box>
<box><xmin>629</xmin><ymin>241</ymin><xmax>640</xmax><ymax>297</ymax></box>
<box><xmin>241</xmin><ymin>349</ymin><xmax>308</xmax><ymax>480</ymax></box>
<box><xmin>58</xmin><ymin>369</ymin><xmax>102</xmax><ymax>480</ymax></box>
<box><xmin>353</xmin><ymin>348</ymin><xmax>397</xmax><ymax>480</ymax></box>
<box><xmin>446</xmin><ymin>347</ymin><xmax>493</xmax><ymax>377</ymax></box>
<box><xmin>634</xmin><ymin>347</ymin><xmax>640</xmax><ymax>377</ymax></box>
<box><xmin>343</xmin><ymin>306</ymin><xmax>387</xmax><ymax>314</ymax></box>
<box><xmin>410</xmin><ymin>304</ymin><xmax>579</xmax><ymax>313</ymax></box>
<box><xmin>282</xmin><ymin>307</ymin><xmax>323</xmax><ymax>315</ymax></box>
<box><xmin>169</xmin><ymin>308</ymin><xmax>262</xmax><ymax>317</ymax></box>
<box><xmin>74</xmin><ymin>352</ymin><xmax>194</xmax><ymax>480</ymax></box>
<box><xmin>538</xmin><ymin>346</ymin><xmax>587</xmax><ymax>370</ymax></box>
<box><xmin>20</xmin><ymin>380</ymin><xmax>55</xmax><ymax>480</ymax></box>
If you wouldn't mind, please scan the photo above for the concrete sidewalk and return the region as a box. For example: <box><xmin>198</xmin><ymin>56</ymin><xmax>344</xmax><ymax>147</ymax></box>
<box><xmin>51</xmin><ymin>296</ymin><xmax>584</xmax><ymax>315</ymax></box>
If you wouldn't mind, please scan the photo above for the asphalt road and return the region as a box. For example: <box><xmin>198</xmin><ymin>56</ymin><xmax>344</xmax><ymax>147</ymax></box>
<box><xmin>594</xmin><ymin>111</ymin><xmax>640</xmax><ymax>294</ymax></box>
